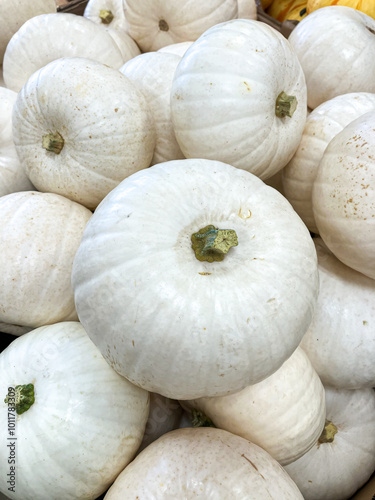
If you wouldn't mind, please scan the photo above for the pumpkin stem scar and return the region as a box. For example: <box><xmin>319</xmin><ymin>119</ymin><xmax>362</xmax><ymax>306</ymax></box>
<box><xmin>275</xmin><ymin>91</ymin><xmax>298</xmax><ymax>118</ymax></box>
<box><xmin>318</xmin><ymin>419</ymin><xmax>338</xmax><ymax>444</ymax></box>
<box><xmin>4</xmin><ymin>384</ymin><xmax>35</xmax><ymax>415</ymax></box>
<box><xmin>191</xmin><ymin>409</ymin><xmax>216</xmax><ymax>428</ymax></box>
<box><xmin>159</xmin><ymin>19</ymin><xmax>169</xmax><ymax>31</ymax></box>
<box><xmin>99</xmin><ymin>9</ymin><xmax>114</xmax><ymax>24</ymax></box>
<box><xmin>191</xmin><ymin>225</ymin><xmax>238</xmax><ymax>262</ymax></box>
<box><xmin>42</xmin><ymin>132</ymin><xmax>65</xmax><ymax>154</ymax></box>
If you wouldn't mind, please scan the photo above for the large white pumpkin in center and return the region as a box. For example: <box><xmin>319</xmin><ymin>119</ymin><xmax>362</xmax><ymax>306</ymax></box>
<box><xmin>72</xmin><ymin>159</ymin><xmax>318</xmax><ymax>400</ymax></box>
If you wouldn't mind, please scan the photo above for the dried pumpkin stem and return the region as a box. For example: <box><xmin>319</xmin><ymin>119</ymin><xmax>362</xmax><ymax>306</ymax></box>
<box><xmin>191</xmin><ymin>409</ymin><xmax>216</xmax><ymax>428</ymax></box>
<box><xmin>42</xmin><ymin>132</ymin><xmax>64</xmax><ymax>154</ymax></box>
<box><xmin>318</xmin><ymin>419</ymin><xmax>338</xmax><ymax>444</ymax></box>
<box><xmin>99</xmin><ymin>9</ymin><xmax>114</xmax><ymax>24</ymax></box>
<box><xmin>159</xmin><ymin>19</ymin><xmax>169</xmax><ymax>31</ymax></box>
<box><xmin>4</xmin><ymin>384</ymin><xmax>35</xmax><ymax>415</ymax></box>
<box><xmin>275</xmin><ymin>91</ymin><xmax>298</xmax><ymax>118</ymax></box>
<box><xmin>191</xmin><ymin>225</ymin><xmax>238</xmax><ymax>262</ymax></box>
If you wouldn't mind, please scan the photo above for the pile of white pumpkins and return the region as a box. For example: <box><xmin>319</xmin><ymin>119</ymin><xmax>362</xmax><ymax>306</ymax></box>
<box><xmin>0</xmin><ymin>0</ymin><xmax>375</xmax><ymax>499</ymax></box>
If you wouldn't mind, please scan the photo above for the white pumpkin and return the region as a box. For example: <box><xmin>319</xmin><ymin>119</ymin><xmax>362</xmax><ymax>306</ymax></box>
<box><xmin>0</xmin><ymin>0</ymin><xmax>56</xmax><ymax>63</ymax></box>
<box><xmin>284</xmin><ymin>386</ymin><xmax>375</xmax><ymax>500</ymax></box>
<box><xmin>182</xmin><ymin>347</ymin><xmax>326</xmax><ymax>466</ymax></box>
<box><xmin>84</xmin><ymin>0</ymin><xmax>128</xmax><ymax>32</ymax></box>
<box><xmin>12</xmin><ymin>57</ymin><xmax>156</xmax><ymax>210</ymax></box>
<box><xmin>171</xmin><ymin>19</ymin><xmax>307</xmax><ymax>180</ymax></box>
<box><xmin>2</xmin><ymin>13</ymin><xmax>125</xmax><ymax>93</ymax></box>
<box><xmin>0</xmin><ymin>191</ymin><xmax>92</xmax><ymax>332</ymax></box>
<box><xmin>158</xmin><ymin>41</ymin><xmax>194</xmax><ymax>57</ymax></box>
<box><xmin>237</xmin><ymin>0</ymin><xmax>257</xmax><ymax>19</ymax></box>
<box><xmin>72</xmin><ymin>158</ymin><xmax>319</xmax><ymax>400</ymax></box>
<box><xmin>300</xmin><ymin>238</ymin><xmax>375</xmax><ymax>389</ymax></box>
<box><xmin>282</xmin><ymin>92</ymin><xmax>375</xmax><ymax>234</ymax></box>
<box><xmin>123</xmin><ymin>0</ymin><xmax>238</xmax><ymax>52</ymax></box>
<box><xmin>137</xmin><ymin>393</ymin><xmax>182</xmax><ymax>454</ymax></box>
<box><xmin>312</xmin><ymin>110</ymin><xmax>375</xmax><ymax>279</ymax></box>
<box><xmin>105</xmin><ymin>28</ymin><xmax>141</xmax><ymax>61</ymax></box>
<box><xmin>104</xmin><ymin>428</ymin><xmax>304</xmax><ymax>499</ymax></box>
<box><xmin>288</xmin><ymin>6</ymin><xmax>375</xmax><ymax>109</ymax></box>
<box><xmin>0</xmin><ymin>87</ymin><xmax>34</xmax><ymax>197</ymax></box>
<box><xmin>120</xmin><ymin>52</ymin><xmax>185</xmax><ymax>165</ymax></box>
<box><xmin>0</xmin><ymin>322</ymin><xmax>150</xmax><ymax>500</ymax></box>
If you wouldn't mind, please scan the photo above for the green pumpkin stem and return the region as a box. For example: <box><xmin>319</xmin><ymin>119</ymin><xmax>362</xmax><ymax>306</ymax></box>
<box><xmin>275</xmin><ymin>91</ymin><xmax>298</xmax><ymax>118</ymax></box>
<box><xmin>318</xmin><ymin>419</ymin><xmax>338</xmax><ymax>444</ymax></box>
<box><xmin>191</xmin><ymin>409</ymin><xmax>216</xmax><ymax>428</ymax></box>
<box><xmin>4</xmin><ymin>384</ymin><xmax>35</xmax><ymax>415</ymax></box>
<box><xmin>99</xmin><ymin>9</ymin><xmax>114</xmax><ymax>24</ymax></box>
<box><xmin>42</xmin><ymin>132</ymin><xmax>64</xmax><ymax>154</ymax></box>
<box><xmin>191</xmin><ymin>225</ymin><xmax>238</xmax><ymax>262</ymax></box>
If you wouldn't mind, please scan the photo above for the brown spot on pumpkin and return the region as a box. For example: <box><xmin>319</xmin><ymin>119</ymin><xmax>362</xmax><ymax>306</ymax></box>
<box><xmin>114</xmin><ymin>108</ymin><xmax>118</xmax><ymax>112</ymax></box>
<box><xmin>132</xmin><ymin>340</ymin><xmax>135</xmax><ymax>346</ymax></box>
<box><xmin>243</xmin><ymin>81</ymin><xmax>251</xmax><ymax>91</ymax></box>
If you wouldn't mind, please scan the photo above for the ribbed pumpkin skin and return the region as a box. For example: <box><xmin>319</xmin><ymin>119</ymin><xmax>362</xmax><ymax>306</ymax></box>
<box><xmin>288</xmin><ymin>6</ymin><xmax>375</xmax><ymax>109</ymax></box>
<box><xmin>182</xmin><ymin>347</ymin><xmax>326</xmax><ymax>466</ymax></box>
<box><xmin>0</xmin><ymin>87</ymin><xmax>34</xmax><ymax>198</ymax></box>
<box><xmin>2</xmin><ymin>13</ymin><xmax>125</xmax><ymax>93</ymax></box>
<box><xmin>0</xmin><ymin>0</ymin><xmax>56</xmax><ymax>62</ymax></box>
<box><xmin>0</xmin><ymin>322</ymin><xmax>150</xmax><ymax>500</ymax></box>
<box><xmin>285</xmin><ymin>387</ymin><xmax>375</xmax><ymax>500</ymax></box>
<box><xmin>0</xmin><ymin>192</ymin><xmax>92</xmax><ymax>331</ymax></box>
<box><xmin>171</xmin><ymin>19</ymin><xmax>307</xmax><ymax>180</ymax></box>
<box><xmin>300</xmin><ymin>238</ymin><xmax>375</xmax><ymax>389</ymax></box>
<box><xmin>282</xmin><ymin>92</ymin><xmax>375</xmax><ymax>234</ymax></box>
<box><xmin>72</xmin><ymin>158</ymin><xmax>319</xmax><ymax>400</ymax></box>
<box><xmin>12</xmin><ymin>57</ymin><xmax>156</xmax><ymax>210</ymax></box>
<box><xmin>123</xmin><ymin>0</ymin><xmax>238</xmax><ymax>52</ymax></box>
<box><xmin>120</xmin><ymin>52</ymin><xmax>185</xmax><ymax>166</ymax></box>
<box><xmin>312</xmin><ymin>110</ymin><xmax>375</xmax><ymax>279</ymax></box>
<box><xmin>105</xmin><ymin>428</ymin><xmax>304</xmax><ymax>499</ymax></box>
<box><xmin>84</xmin><ymin>0</ymin><xmax>129</xmax><ymax>32</ymax></box>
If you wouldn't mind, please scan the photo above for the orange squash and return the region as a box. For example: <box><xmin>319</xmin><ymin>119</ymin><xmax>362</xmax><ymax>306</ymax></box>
<box><xmin>307</xmin><ymin>0</ymin><xmax>375</xmax><ymax>18</ymax></box>
<box><xmin>267</xmin><ymin>0</ymin><xmax>307</xmax><ymax>22</ymax></box>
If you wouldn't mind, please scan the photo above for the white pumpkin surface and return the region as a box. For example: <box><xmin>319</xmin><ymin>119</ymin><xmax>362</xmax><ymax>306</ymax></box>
<box><xmin>158</xmin><ymin>41</ymin><xmax>194</xmax><ymax>57</ymax></box>
<box><xmin>300</xmin><ymin>238</ymin><xmax>375</xmax><ymax>389</ymax></box>
<box><xmin>106</xmin><ymin>28</ymin><xmax>141</xmax><ymax>61</ymax></box>
<box><xmin>312</xmin><ymin>110</ymin><xmax>375</xmax><ymax>279</ymax></box>
<box><xmin>183</xmin><ymin>347</ymin><xmax>326</xmax><ymax>466</ymax></box>
<box><xmin>72</xmin><ymin>158</ymin><xmax>319</xmax><ymax>400</ymax></box>
<box><xmin>104</xmin><ymin>428</ymin><xmax>304</xmax><ymax>499</ymax></box>
<box><xmin>0</xmin><ymin>322</ymin><xmax>150</xmax><ymax>500</ymax></box>
<box><xmin>171</xmin><ymin>19</ymin><xmax>307</xmax><ymax>180</ymax></box>
<box><xmin>288</xmin><ymin>6</ymin><xmax>375</xmax><ymax>109</ymax></box>
<box><xmin>120</xmin><ymin>52</ymin><xmax>185</xmax><ymax>165</ymax></box>
<box><xmin>84</xmin><ymin>0</ymin><xmax>129</xmax><ymax>32</ymax></box>
<box><xmin>0</xmin><ymin>87</ymin><xmax>33</xmax><ymax>197</ymax></box>
<box><xmin>123</xmin><ymin>0</ymin><xmax>238</xmax><ymax>52</ymax></box>
<box><xmin>0</xmin><ymin>0</ymin><xmax>56</xmax><ymax>63</ymax></box>
<box><xmin>0</xmin><ymin>191</ymin><xmax>92</xmax><ymax>332</ymax></box>
<box><xmin>282</xmin><ymin>92</ymin><xmax>375</xmax><ymax>234</ymax></box>
<box><xmin>2</xmin><ymin>13</ymin><xmax>125</xmax><ymax>92</ymax></box>
<box><xmin>284</xmin><ymin>386</ymin><xmax>375</xmax><ymax>500</ymax></box>
<box><xmin>237</xmin><ymin>0</ymin><xmax>257</xmax><ymax>19</ymax></box>
<box><xmin>12</xmin><ymin>57</ymin><xmax>156</xmax><ymax>210</ymax></box>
